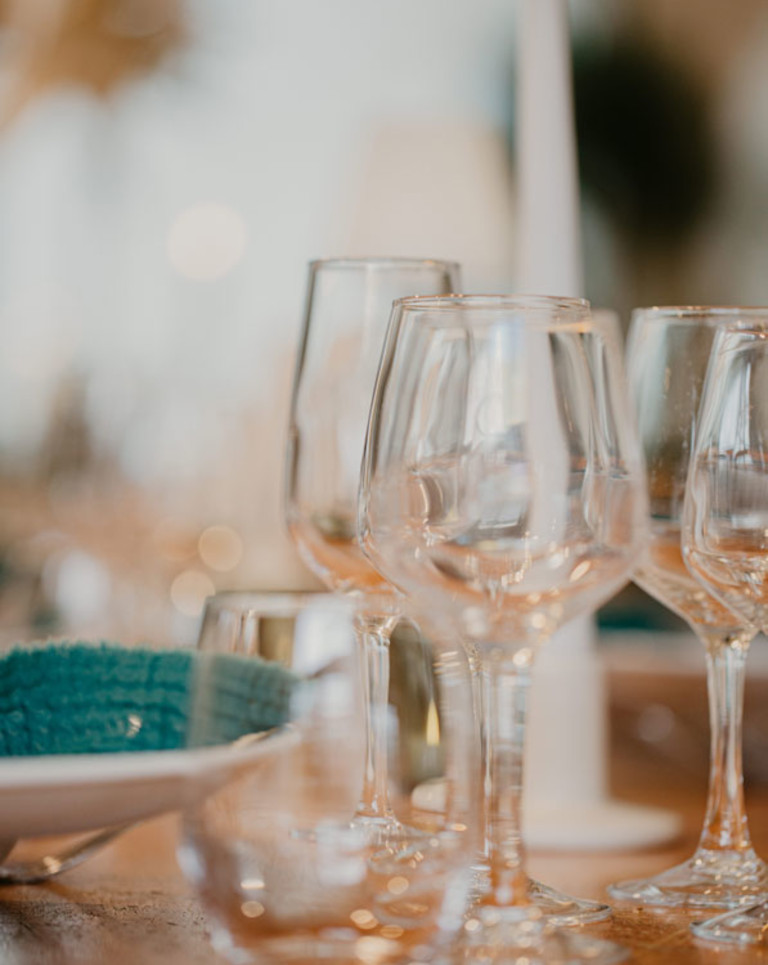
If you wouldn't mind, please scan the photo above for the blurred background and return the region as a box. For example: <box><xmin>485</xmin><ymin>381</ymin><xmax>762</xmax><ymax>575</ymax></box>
<box><xmin>0</xmin><ymin>0</ymin><xmax>766</xmax><ymax>665</ymax></box>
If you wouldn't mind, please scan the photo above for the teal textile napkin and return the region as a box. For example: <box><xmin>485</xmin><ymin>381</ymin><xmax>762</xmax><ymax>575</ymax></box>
<box><xmin>0</xmin><ymin>642</ymin><xmax>297</xmax><ymax>756</ymax></box>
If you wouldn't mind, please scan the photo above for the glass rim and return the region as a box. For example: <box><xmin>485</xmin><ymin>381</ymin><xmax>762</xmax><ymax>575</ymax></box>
<box><xmin>392</xmin><ymin>293</ymin><xmax>590</xmax><ymax>313</ymax></box>
<box><xmin>632</xmin><ymin>305</ymin><xmax>768</xmax><ymax>323</ymax></box>
<box><xmin>390</xmin><ymin>294</ymin><xmax>593</xmax><ymax>330</ymax></box>
<box><xmin>308</xmin><ymin>256</ymin><xmax>460</xmax><ymax>273</ymax></box>
<box><xmin>714</xmin><ymin>326</ymin><xmax>768</xmax><ymax>347</ymax></box>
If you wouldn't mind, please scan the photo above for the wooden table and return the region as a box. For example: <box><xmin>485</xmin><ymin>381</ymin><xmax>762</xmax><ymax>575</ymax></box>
<box><xmin>4</xmin><ymin>807</ymin><xmax>768</xmax><ymax>965</ymax></box>
<box><xmin>1</xmin><ymin>657</ymin><xmax>768</xmax><ymax>964</ymax></box>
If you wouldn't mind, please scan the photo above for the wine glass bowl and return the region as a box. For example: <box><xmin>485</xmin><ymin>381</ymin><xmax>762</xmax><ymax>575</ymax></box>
<box><xmin>628</xmin><ymin>309</ymin><xmax>756</xmax><ymax>641</ymax></box>
<box><xmin>286</xmin><ymin>258</ymin><xmax>460</xmax><ymax>596</ymax></box>
<box><xmin>608</xmin><ymin>306</ymin><xmax>768</xmax><ymax>909</ymax></box>
<box><xmin>360</xmin><ymin>295</ymin><xmax>643</xmax><ymax>649</ymax></box>
<box><xmin>359</xmin><ymin>294</ymin><xmax>645</xmax><ymax>960</ymax></box>
<box><xmin>685</xmin><ymin>327</ymin><xmax>768</xmax><ymax>630</ymax></box>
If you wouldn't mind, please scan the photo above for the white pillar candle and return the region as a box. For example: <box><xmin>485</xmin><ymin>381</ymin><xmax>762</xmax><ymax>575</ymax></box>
<box><xmin>515</xmin><ymin>1</ymin><xmax>679</xmax><ymax>850</ymax></box>
<box><xmin>516</xmin><ymin>0</ymin><xmax>583</xmax><ymax>298</ymax></box>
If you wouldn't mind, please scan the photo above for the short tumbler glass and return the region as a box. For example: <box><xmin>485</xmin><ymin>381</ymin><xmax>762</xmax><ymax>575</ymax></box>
<box><xmin>178</xmin><ymin>592</ymin><xmax>476</xmax><ymax>965</ymax></box>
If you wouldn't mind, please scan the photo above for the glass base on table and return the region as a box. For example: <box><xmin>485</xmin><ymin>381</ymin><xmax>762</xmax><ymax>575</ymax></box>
<box><xmin>348</xmin><ymin>810</ymin><xmax>407</xmax><ymax>844</ymax></box>
<box><xmin>608</xmin><ymin>847</ymin><xmax>768</xmax><ymax>909</ymax></box>
<box><xmin>460</xmin><ymin>905</ymin><xmax>627</xmax><ymax>964</ymax></box>
<box><xmin>470</xmin><ymin>867</ymin><xmax>612</xmax><ymax>926</ymax></box>
<box><xmin>691</xmin><ymin>898</ymin><xmax>768</xmax><ymax>946</ymax></box>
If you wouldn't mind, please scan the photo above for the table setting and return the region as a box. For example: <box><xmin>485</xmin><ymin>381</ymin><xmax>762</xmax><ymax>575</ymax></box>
<box><xmin>4</xmin><ymin>283</ymin><xmax>768</xmax><ymax>964</ymax></box>
<box><xmin>5</xmin><ymin>2</ymin><xmax>768</xmax><ymax>964</ymax></box>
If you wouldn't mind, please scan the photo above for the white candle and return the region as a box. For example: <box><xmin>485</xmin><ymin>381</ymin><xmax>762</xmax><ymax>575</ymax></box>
<box><xmin>516</xmin><ymin>0</ymin><xmax>603</xmax><ymax>833</ymax></box>
<box><xmin>514</xmin><ymin>1</ymin><xmax>679</xmax><ymax>853</ymax></box>
<box><xmin>516</xmin><ymin>0</ymin><xmax>583</xmax><ymax>297</ymax></box>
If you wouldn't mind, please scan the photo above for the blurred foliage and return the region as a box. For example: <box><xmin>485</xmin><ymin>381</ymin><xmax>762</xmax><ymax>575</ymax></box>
<box><xmin>572</xmin><ymin>37</ymin><xmax>716</xmax><ymax>245</ymax></box>
<box><xmin>598</xmin><ymin>583</ymin><xmax>686</xmax><ymax>633</ymax></box>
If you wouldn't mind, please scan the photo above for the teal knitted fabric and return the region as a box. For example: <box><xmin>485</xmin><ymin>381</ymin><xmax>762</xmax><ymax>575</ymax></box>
<box><xmin>0</xmin><ymin>642</ymin><xmax>297</xmax><ymax>756</ymax></box>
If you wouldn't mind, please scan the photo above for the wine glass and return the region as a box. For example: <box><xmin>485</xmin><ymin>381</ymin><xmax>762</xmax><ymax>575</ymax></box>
<box><xmin>179</xmin><ymin>591</ymin><xmax>477</xmax><ymax>964</ymax></box>
<box><xmin>359</xmin><ymin>294</ymin><xmax>644</xmax><ymax>962</ymax></box>
<box><xmin>682</xmin><ymin>321</ymin><xmax>768</xmax><ymax>943</ymax></box>
<box><xmin>608</xmin><ymin>307</ymin><xmax>768</xmax><ymax>909</ymax></box>
<box><xmin>286</xmin><ymin>257</ymin><xmax>460</xmax><ymax>828</ymax></box>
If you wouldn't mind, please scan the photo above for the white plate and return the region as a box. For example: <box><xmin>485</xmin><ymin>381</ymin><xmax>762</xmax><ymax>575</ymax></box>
<box><xmin>0</xmin><ymin>730</ymin><xmax>296</xmax><ymax>840</ymax></box>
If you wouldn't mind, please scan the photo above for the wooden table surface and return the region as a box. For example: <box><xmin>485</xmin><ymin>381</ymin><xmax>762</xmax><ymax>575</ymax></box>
<box><xmin>2</xmin><ymin>658</ymin><xmax>768</xmax><ymax>964</ymax></box>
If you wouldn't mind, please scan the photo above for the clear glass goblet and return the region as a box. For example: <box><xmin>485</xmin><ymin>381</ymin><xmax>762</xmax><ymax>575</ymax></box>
<box><xmin>359</xmin><ymin>294</ymin><xmax>644</xmax><ymax>962</ymax></box>
<box><xmin>286</xmin><ymin>257</ymin><xmax>460</xmax><ymax>828</ymax></box>
<box><xmin>179</xmin><ymin>591</ymin><xmax>477</xmax><ymax>965</ymax></box>
<box><xmin>608</xmin><ymin>307</ymin><xmax>768</xmax><ymax>909</ymax></box>
<box><xmin>682</xmin><ymin>322</ymin><xmax>768</xmax><ymax>943</ymax></box>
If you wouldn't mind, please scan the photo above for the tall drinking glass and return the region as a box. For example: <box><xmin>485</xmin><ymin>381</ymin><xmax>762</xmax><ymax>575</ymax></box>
<box><xmin>286</xmin><ymin>257</ymin><xmax>460</xmax><ymax>826</ymax></box>
<box><xmin>609</xmin><ymin>307</ymin><xmax>768</xmax><ymax>908</ymax></box>
<box><xmin>179</xmin><ymin>591</ymin><xmax>477</xmax><ymax>964</ymax></box>
<box><xmin>683</xmin><ymin>323</ymin><xmax>768</xmax><ymax>943</ymax></box>
<box><xmin>360</xmin><ymin>294</ymin><xmax>644</xmax><ymax>962</ymax></box>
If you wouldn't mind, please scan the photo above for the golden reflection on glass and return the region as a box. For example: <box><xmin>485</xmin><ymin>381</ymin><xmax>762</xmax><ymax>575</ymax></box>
<box><xmin>350</xmin><ymin>908</ymin><xmax>378</xmax><ymax>929</ymax></box>
<box><xmin>240</xmin><ymin>900</ymin><xmax>265</xmax><ymax>919</ymax></box>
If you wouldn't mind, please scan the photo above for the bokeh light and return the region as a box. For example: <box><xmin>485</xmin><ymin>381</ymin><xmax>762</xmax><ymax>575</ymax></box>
<box><xmin>167</xmin><ymin>203</ymin><xmax>248</xmax><ymax>282</ymax></box>
<box><xmin>198</xmin><ymin>524</ymin><xmax>243</xmax><ymax>572</ymax></box>
<box><xmin>170</xmin><ymin>569</ymin><xmax>215</xmax><ymax>617</ymax></box>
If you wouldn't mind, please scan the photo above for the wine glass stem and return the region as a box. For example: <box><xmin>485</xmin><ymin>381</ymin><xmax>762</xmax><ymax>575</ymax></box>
<box><xmin>357</xmin><ymin>619</ymin><xmax>395</xmax><ymax>820</ymax></box>
<box><xmin>476</xmin><ymin>648</ymin><xmax>531</xmax><ymax>906</ymax></box>
<box><xmin>697</xmin><ymin>634</ymin><xmax>752</xmax><ymax>852</ymax></box>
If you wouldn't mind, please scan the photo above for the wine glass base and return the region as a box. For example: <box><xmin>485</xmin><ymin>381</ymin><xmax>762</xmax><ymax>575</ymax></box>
<box><xmin>470</xmin><ymin>867</ymin><xmax>611</xmax><ymax>926</ymax></box>
<box><xmin>460</xmin><ymin>907</ymin><xmax>628</xmax><ymax>964</ymax></box>
<box><xmin>528</xmin><ymin>878</ymin><xmax>612</xmax><ymax>926</ymax></box>
<box><xmin>350</xmin><ymin>811</ymin><xmax>405</xmax><ymax>843</ymax></box>
<box><xmin>608</xmin><ymin>848</ymin><xmax>768</xmax><ymax>909</ymax></box>
<box><xmin>691</xmin><ymin>899</ymin><xmax>768</xmax><ymax>946</ymax></box>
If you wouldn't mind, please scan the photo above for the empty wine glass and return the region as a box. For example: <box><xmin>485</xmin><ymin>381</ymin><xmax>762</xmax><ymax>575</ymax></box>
<box><xmin>359</xmin><ymin>294</ymin><xmax>644</xmax><ymax>962</ymax></box>
<box><xmin>179</xmin><ymin>591</ymin><xmax>477</xmax><ymax>965</ymax></box>
<box><xmin>286</xmin><ymin>258</ymin><xmax>460</xmax><ymax>828</ymax></box>
<box><xmin>683</xmin><ymin>321</ymin><xmax>768</xmax><ymax>943</ymax></box>
<box><xmin>609</xmin><ymin>307</ymin><xmax>768</xmax><ymax>909</ymax></box>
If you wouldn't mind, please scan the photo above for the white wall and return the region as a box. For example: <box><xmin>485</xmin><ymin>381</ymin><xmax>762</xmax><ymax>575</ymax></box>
<box><xmin>0</xmin><ymin>0</ymin><xmax>526</xmax><ymax>641</ymax></box>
